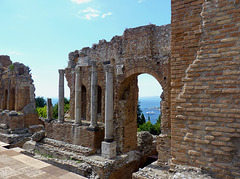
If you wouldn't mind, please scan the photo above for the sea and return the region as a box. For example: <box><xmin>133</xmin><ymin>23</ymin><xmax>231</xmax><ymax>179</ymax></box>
<box><xmin>139</xmin><ymin>96</ymin><xmax>161</xmax><ymax>124</ymax></box>
<box><xmin>50</xmin><ymin>96</ymin><xmax>161</xmax><ymax>124</ymax></box>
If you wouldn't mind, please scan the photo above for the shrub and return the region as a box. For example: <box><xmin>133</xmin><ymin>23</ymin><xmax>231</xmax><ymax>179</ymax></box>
<box><xmin>37</xmin><ymin>106</ymin><xmax>47</xmax><ymax>118</ymax></box>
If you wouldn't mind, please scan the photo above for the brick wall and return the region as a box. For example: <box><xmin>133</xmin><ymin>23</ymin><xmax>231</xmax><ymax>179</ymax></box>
<box><xmin>45</xmin><ymin>122</ymin><xmax>104</xmax><ymax>151</ymax></box>
<box><xmin>66</xmin><ymin>24</ymin><xmax>171</xmax><ymax>154</ymax></box>
<box><xmin>171</xmin><ymin>0</ymin><xmax>240</xmax><ymax>178</ymax></box>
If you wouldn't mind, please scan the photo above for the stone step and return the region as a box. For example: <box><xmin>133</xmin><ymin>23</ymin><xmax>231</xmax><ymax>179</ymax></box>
<box><xmin>40</xmin><ymin>138</ymin><xmax>94</xmax><ymax>156</ymax></box>
<box><xmin>0</xmin><ymin>132</ymin><xmax>31</xmax><ymax>144</ymax></box>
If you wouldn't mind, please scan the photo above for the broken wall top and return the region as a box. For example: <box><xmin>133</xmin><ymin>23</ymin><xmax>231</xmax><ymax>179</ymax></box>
<box><xmin>68</xmin><ymin>24</ymin><xmax>171</xmax><ymax>68</ymax></box>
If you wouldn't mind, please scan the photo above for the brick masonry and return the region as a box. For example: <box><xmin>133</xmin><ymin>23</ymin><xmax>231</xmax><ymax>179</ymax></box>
<box><xmin>66</xmin><ymin>24</ymin><xmax>171</xmax><ymax>154</ymax></box>
<box><xmin>171</xmin><ymin>0</ymin><xmax>240</xmax><ymax>178</ymax></box>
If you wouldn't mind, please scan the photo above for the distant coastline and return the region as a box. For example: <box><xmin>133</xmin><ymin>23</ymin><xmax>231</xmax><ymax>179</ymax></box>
<box><xmin>44</xmin><ymin>96</ymin><xmax>161</xmax><ymax>124</ymax></box>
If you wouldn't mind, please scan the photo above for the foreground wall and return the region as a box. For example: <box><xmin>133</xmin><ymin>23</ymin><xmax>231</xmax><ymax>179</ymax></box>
<box><xmin>45</xmin><ymin>121</ymin><xmax>104</xmax><ymax>152</ymax></box>
<box><xmin>171</xmin><ymin>0</ymin><xmax>240</xmax><ymax>178</ymax></box>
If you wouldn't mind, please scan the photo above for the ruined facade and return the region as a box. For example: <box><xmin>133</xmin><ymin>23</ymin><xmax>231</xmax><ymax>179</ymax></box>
<box><xmin>0</xmin><ymin>56</ymin><xmax>41</xmax><ymax>146</ymax></box>
<box><xmin>62</xmin><ymin>24</ymin><xmax>171</xmax><ymax>154</ymax></box>
<box><xmin>22</xmin><ymin>0</ymin><xmax>240</xmax><ymax>178</ymax></box>
<box><xmin>0</xmin><ymin>55</ymin><xmax>36</xmax><ymax>113</ymax></box>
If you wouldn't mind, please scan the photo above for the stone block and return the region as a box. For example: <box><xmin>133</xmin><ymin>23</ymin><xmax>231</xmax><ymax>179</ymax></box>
<box><xmin>101</xmin><ymin>141</ymin><xmax>116</xmax><ymax>159</ymax></box>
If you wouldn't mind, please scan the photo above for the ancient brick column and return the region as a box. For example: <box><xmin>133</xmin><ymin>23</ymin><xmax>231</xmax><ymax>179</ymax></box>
<box><xmin>74</xmin><ymin>66</ymin><xmax>82</xmax><ymax>125</ymax></box>
<box><xmin>47</xmin><ymin>98</ymin><xmax>53</xmax><ymax>120</ymax></box>
<box><xmin>58</xmin><ymin>69</ymin><xmax>65</xmax><ymax>123</ymax></box>
<box><xmin>89</xmin><ymin>61</ymin><xmax>98</xmax><ymax>129</ymax></box>
<box><xmin>101</xmin><ymin>64</ymin><xmax>116</xmax><ymax>159</ymax></box>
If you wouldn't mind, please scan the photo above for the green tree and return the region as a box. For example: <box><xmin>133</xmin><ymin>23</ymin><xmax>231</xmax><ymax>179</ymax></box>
<box><xmin>36</xmin><ymin>106</ymin><xmax>47</xmax><ymax>118</ymax></box>
<box><xmin>138</xmin><ymin>115</ymin><xmax>161</xmax><ymax>135</ymax></box>
<box><xmin>153</xmin><ymin>115</ymin><xmax>161</xmax><ymax>135</ymax></box>
<box><xmin>35</xmin><ymin>97</ymin><xmax>46</xmax><ymax>107</ymax></box>
<box><xmin>52</xmin><ymin>98</ymin><xmax>70</xmax><ymax>119</ymax></box>
<box><xmin>137</xmin><ymin>102</ymin><xmax>146</xmax><ymax>127</ymax></box>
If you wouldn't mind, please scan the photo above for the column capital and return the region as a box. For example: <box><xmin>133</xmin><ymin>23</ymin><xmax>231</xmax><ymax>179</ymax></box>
<box><xmin>58</xmin><ymin>69</ymin><xmax>65</xmax><ymax>74</ymax></box>
<box><xmin>104</xmin><ymin>64</ymin><xmax>114</xmax><ymax>73</ymax></box>
<box><xmin>75</xmin><ymin>66</ymin><xmax>81</xmax><ymax>74</ymax></box>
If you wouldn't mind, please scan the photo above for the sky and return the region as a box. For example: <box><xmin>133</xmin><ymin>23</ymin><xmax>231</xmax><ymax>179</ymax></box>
<box><xmin>0</xmin><ymin>0</ymin><xmax>171</xmax><ymax>98</ymax></box>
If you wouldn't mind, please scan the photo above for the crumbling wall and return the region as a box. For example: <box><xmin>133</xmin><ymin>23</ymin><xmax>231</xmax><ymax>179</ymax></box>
<box><xmin>45</xmin><ymin>121</ymin><xmax>104</xmax><ymax>151</ymax></box>
<box><xmin>0</xmin><ymin>56</ymin><xmax>36</xmax><ymax>113</ymax></box>
<box><xmin>171</xmin><ymin>0</ymin><xmax>240</xmax><ymax>178</ymax></box>
<box><xmin>66</xmin><ymin>24</ymin><xmax>171</xmax><ymax>154</ymax></box>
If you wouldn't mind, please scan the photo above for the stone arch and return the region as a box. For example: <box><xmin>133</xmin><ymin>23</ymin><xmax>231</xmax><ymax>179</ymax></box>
<box><xmin>116</xmin><ymin>66</ymin><xmax>170</xmax><ymax>153</ymax></box>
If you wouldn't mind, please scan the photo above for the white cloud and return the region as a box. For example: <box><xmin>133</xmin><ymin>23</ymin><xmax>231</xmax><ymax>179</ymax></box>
<box><xmin>101</xmin><ymin>12</ymin><xmax>112</xmax><ymax>18</ymax></box>
<box><xmin>138</xmin><ymin>0</ymin><xmax>144</xmax><ymax>3</ymax></box>
<box><xmin>71</xmin><ymin>0</ymin><xmax>91</xmax><ymax>4</ymax></box>
<box><xmin>10</xmin><ymin>51</ymin><xmax>23</xmax><ymax>56</ymax></box>
<box><xmin>78</xmin><ymin>7</ymin><xmax>100</xmax><ymax>20</ymax></box>
<box><xmin>81</xmin><ymin>7</ymin><xmax>100</xmax><ymax>14</ymax></box>
<box><xmin>78</xmin><ymin>7</ymin><xmax>112</xmax><ymax>20</ymax></box>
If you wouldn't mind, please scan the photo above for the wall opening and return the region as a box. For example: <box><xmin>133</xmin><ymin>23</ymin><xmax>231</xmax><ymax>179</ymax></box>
<box><xmin>138</xmin><ymin>74</ymin><xmax>162</xmax><ymax>126</ymax></box>
<box><xmin>81</xmin><ymin>85</ymin><xmax>87</xmax><ymax>120</ymax></box>
<box><xmin>137</xmin><ymin>73</ymin><xmax>162</xmax><ymax>167</ymax></box>
<box><xmin>4</xmin><ymin>89</ymin><xmax>8</xmax><ymax>110</ymax></box>
<box><xmin>97</xmin><ymin>85</ymin><xmax>102</xmax><ymax>116</ymax></box>
<box><xmin>9</xmin><ymin>88</ymin><xmax>15</xmax><ymax>110</ymax></box>
<box><xmin>119</xmin><ymin>72</ymin><xmax>164</xmax><ymax>167</ymax></box>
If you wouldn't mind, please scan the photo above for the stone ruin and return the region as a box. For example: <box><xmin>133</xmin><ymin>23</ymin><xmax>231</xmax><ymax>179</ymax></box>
<box><xmin>22</xmin><ymin>24</ymin><xmax>171</xmax><ymax>179</ymax></box>
<box><xmin>1</xmin><ymin>0</ymin><xmax>240</xmax><ymax>178</ymax></box>
<box><xmin>0</xmin><ymin>55</ymin><xmax>42</xmax><ymax>147</ymax></box>
<box><xmin>24</xmin><ymin>0</ymin><xmax>240</xmax><ymax>177</ymax></box>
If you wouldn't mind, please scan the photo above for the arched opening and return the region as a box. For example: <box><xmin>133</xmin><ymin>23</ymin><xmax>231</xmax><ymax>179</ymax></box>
<box><xmin>138</xmin><ymin>74</ymin><xmax>162</xmax><ymax>129</ymax></box>
<box><xmin>117</xmin><ymin>69</ymin><xmax>168</xmax><ymax>167</ymax></box>
<box><xmin>9</xmin><ymin>88</ymin><xmax>15</xmax><ymax>110</ymax></box>
<box><xmin>3</xmin><ymin>89</ymin><xmax>8</xmax><ymax>110</ymax></box>
<box><xmin>97</xmin><ymin>85</ymin><xmax>102</xmax><ymax>116</ymax></box>
<box><xmin>137</xmin><ymin>74</ymin><xmax>163</xmax><ymax>167</ymax></box>
<box><xmin>81</xmin><ymin>85</ymin><xmax>87</xmax><ymax>120</ymax></box>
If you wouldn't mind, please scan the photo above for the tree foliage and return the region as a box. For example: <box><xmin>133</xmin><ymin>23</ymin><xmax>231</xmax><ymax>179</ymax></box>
<box><xmin>52</xmin><ymin>98</ymin><xmax>70</xmax><ymax>119</ymax></box>
<box><xmin>36</xmin><ymin>106</ymin><xmax>47</xmax><ymax>118</ymax></box>
<box><xmin>35</xmin><ymin>96</ymin><xmax>46</xmax><ymax>108</ymax></box>
<box><xmin>36</xmin><ymin>97</ymin><xmax>70</xmax><ymax>119</ymax></box>
<box><xmin>137</xmin><ymin>102</ymin><xmax>146</xmax><ymax>127</ymax></box>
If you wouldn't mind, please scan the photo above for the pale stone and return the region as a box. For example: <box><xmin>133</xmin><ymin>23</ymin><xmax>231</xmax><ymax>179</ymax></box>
<box><xmin>74</xmin><ymin>66</ymin><xmax>82</xmax><ymax>125</ymax></box>
<box><xmin>104</xmin><ymin>64</ymin><xmax>114</xmax><ymax>142</ymax></box>
<box><xmin>58</xmin><ymin>69</ymin><xmax>65</xmax><ymax>123</ymax></box>
<box><xmin>89</xmin><ymin>61</ymin><xmax>98</xmax><ymax>128</ymax></box>
<box><xmin>101</xmin><ymin>141</ymin><xmax>116</xmax><ymax>159</ymax></box>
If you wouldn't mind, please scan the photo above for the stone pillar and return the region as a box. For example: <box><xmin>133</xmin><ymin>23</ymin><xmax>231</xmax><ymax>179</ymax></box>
<box><xmin>101</xmin><ymin>64</ymin><xmax>116</xmax><ymax>159</ymax></box>
<box><xmin>89</xmin><ymin>61</ymin><xmax>98</xmax><ymax>129</ymax></box>
<box><xmin>58</xmin><ymin>69</ymin><xmax>65</xmax><ymax>123</ymax></box>
<box><xmin>74</xmin><ymin>66</ymin><xmax>82</xmax><ymax>125</ymax></box>
<box><xmin>104</xmin><ymin>64</ymin><xmax>114</xmax><ymax>142</ymax></box>
<box><xmin>47</xmin><ymin>98</ymin><xmax>53</xmax><ymax>120</ymax></box>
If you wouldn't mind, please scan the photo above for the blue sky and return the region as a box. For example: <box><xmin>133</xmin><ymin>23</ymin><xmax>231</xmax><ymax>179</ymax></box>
<box><xmin>0</xmin><ymin>0</ymin><xmax>170</xmax><ymax>98</ymax></box>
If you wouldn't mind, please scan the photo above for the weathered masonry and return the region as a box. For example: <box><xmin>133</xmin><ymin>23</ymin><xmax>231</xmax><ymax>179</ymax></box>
<box><xmin>0</xmin><ymin>56</ymin><xmax>43</xmax><ymax>147</ymax></box>
<box><xmin>45</xmin><ymin>0</ymin><xmax>240</xmax><ymax>178</ymax></box>
<box><xmin>49</xmin><ymin>24</ymin><xmax>171</xmax><ymax>158</ymax></box>
<box><xmin>171</xmin><ymin>0</ymin><xmax>240</xmax><ymax>178</ymax></box>
<box><xmin>0</xmin><ymin>55</ymin><xmax>36</xmax><ymax>113</ymax></box>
